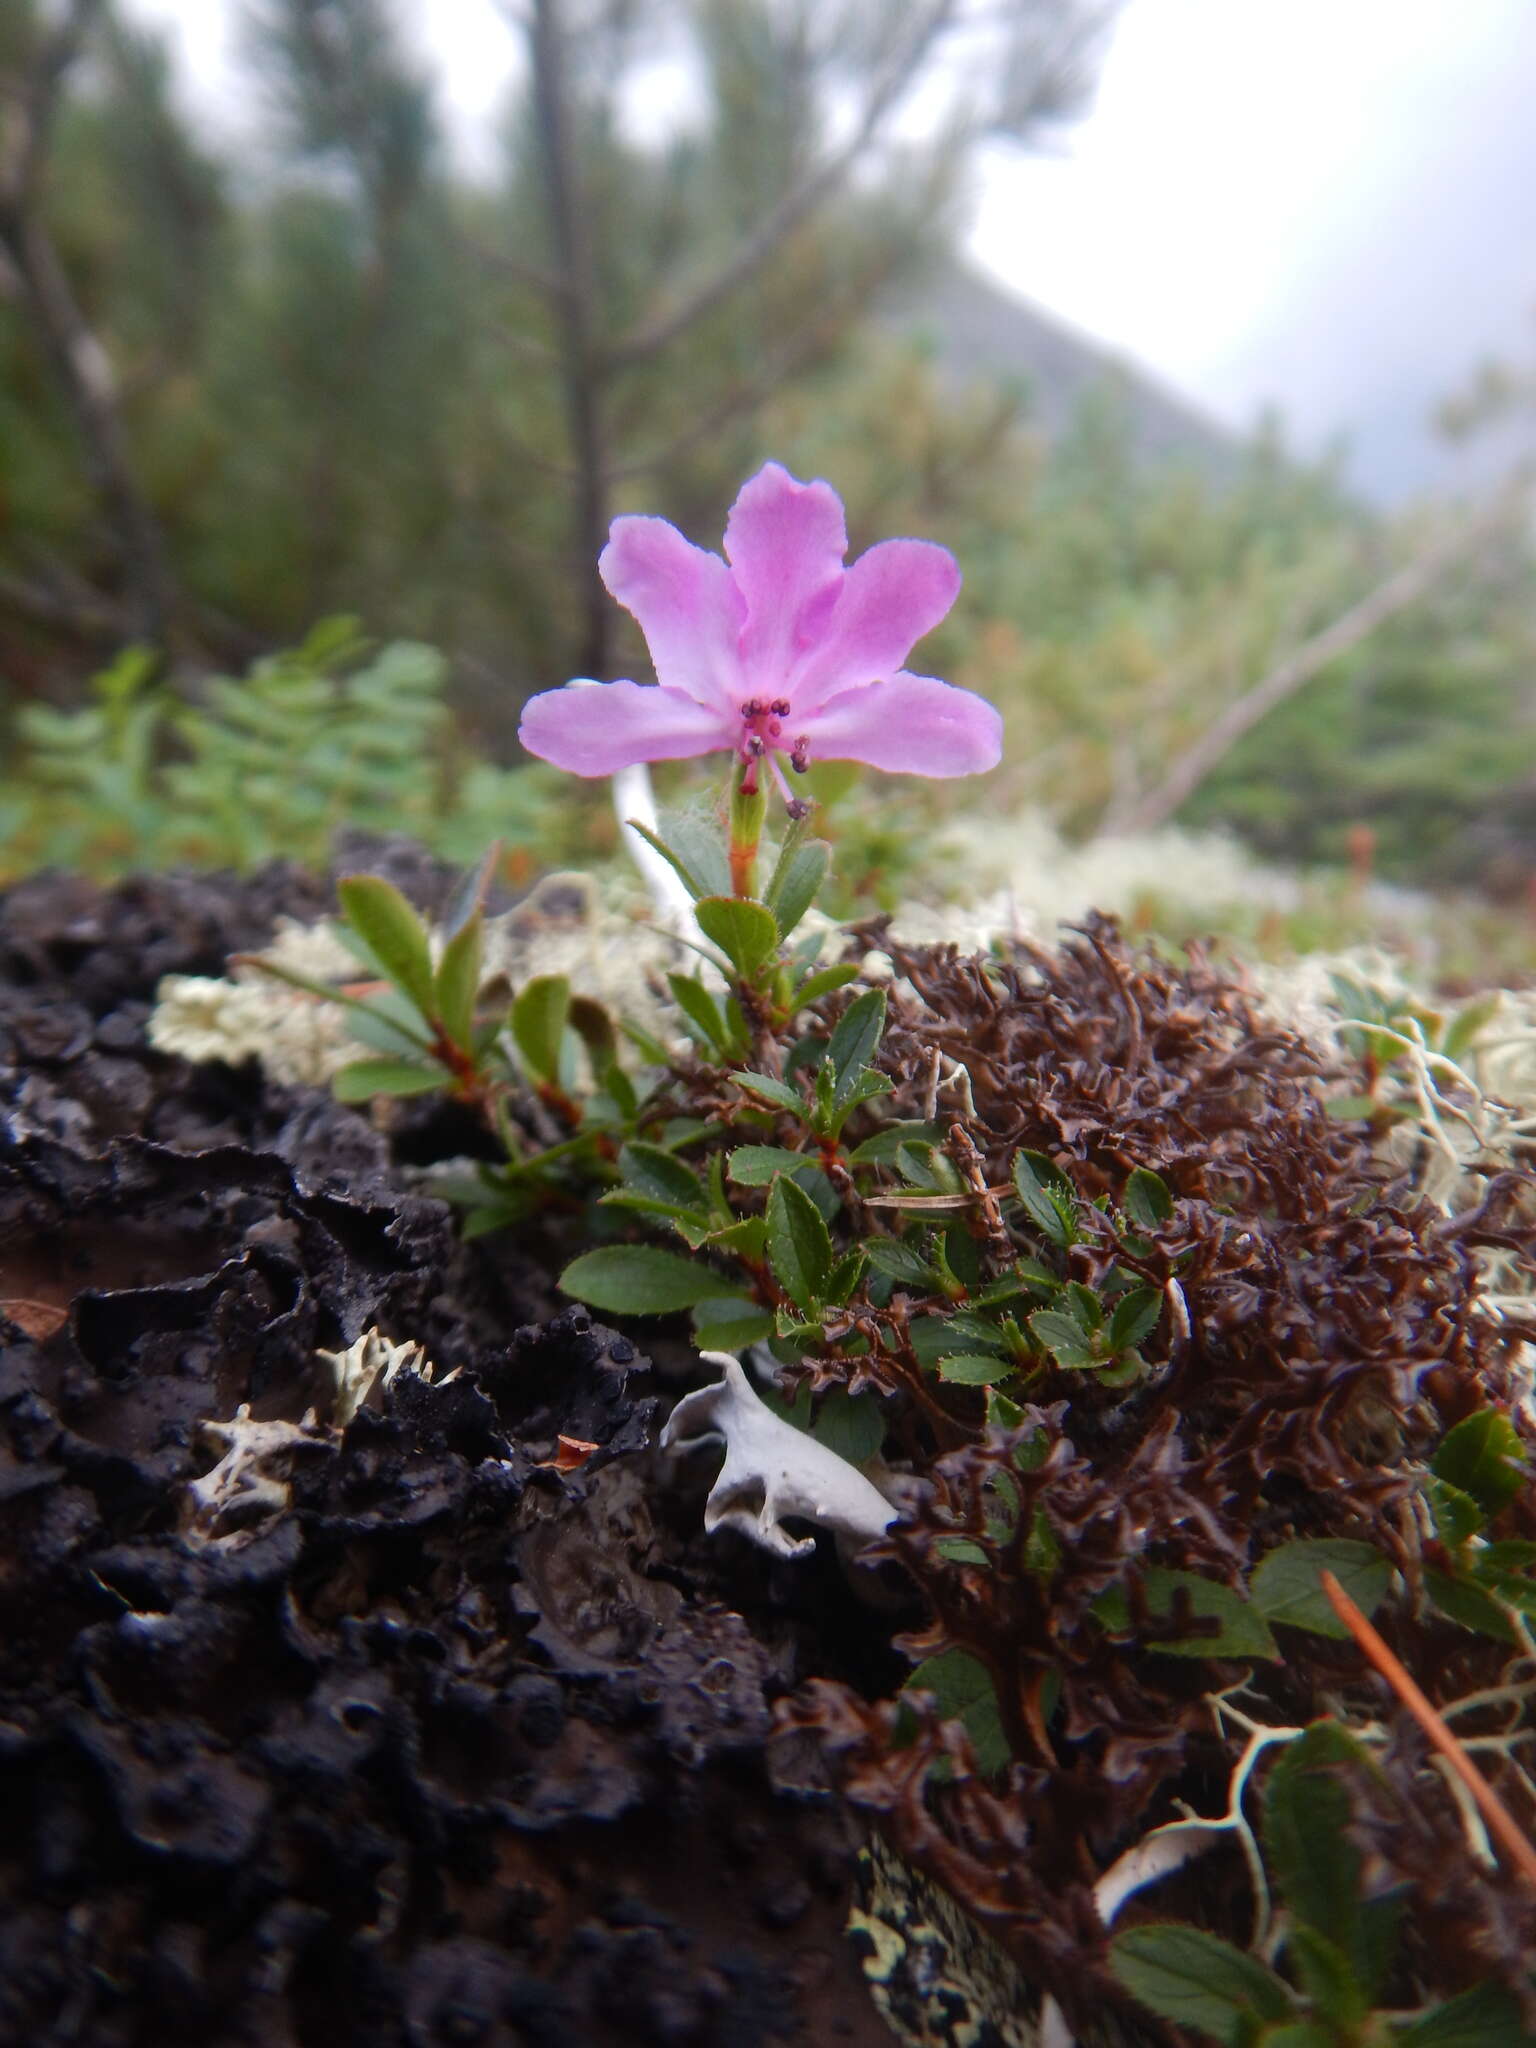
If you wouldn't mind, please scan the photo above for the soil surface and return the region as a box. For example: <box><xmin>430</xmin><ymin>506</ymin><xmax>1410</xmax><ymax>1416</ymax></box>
<box><xmin>0</xmin><ymin>851</ymin><xmax>904</xmax><ymax>2048</ymax></box>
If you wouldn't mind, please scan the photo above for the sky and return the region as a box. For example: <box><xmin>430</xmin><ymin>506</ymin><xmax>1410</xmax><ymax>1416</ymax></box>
<box><xmin>123</xmin><ymin>0</ymin><xmax>1536</xmax><ymax>502</ymax></box>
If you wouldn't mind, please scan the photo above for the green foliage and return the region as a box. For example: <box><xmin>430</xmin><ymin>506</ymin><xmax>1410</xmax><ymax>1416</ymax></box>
<box><xmin>0</xmin><ymin>625</ymin><xmax>566</xmax><ymax>878</ymax></box>
<box><xmin>1113</xmin><ymin>1720</ymin><xmax>1536</xmax><ymax>2047</ymax></box>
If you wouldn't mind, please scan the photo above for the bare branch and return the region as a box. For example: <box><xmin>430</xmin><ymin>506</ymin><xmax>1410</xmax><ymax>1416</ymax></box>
<box><xmin>0</xmin><ymin>0</ymin><xmax>180</xmax><ymax>643</ymax></box>
<box><xmin>603</xmin><ymin>0</ymin><xmax>960</xmax><ymax>374</ymax></box>
<box><xmin>1103</xmin><ymin>474</ymin><xmax>1533</xmax><ymax>839</ymax></box>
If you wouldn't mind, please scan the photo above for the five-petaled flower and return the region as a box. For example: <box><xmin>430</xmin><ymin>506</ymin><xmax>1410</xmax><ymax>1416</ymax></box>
<box><xmin>518</xmin><ymin>462</ymin><xmax>1002</xmax><ymax>806</ymax></box>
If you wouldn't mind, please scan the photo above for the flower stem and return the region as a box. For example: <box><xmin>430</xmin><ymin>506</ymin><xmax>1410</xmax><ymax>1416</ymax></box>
<box><xmin>728</xmin><ymin>767</ymin><xmax>766</xmax><ymax>898</ymax></box>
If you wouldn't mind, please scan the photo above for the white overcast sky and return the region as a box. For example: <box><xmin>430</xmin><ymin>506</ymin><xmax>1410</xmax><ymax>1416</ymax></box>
<box><xmin>123</xmin><ymin>0</ymin><xmax>1536</xmax><ymax>501</ymax></box>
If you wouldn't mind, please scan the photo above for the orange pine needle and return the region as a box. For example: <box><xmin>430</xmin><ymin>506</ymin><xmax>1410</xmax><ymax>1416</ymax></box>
<box><xmin>1320</xmin><ymin>1569</ymin><xmax>1536</xmax><ymax>1889</ymax></box>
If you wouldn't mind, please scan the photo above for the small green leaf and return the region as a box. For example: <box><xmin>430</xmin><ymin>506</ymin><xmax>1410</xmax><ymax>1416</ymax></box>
<box><xmin>935</xmin><ymin>1536</ymin><xmax>990</xmax><ymax>1566</ymax></box>
<box><xmin>1431</xmin><ymin>1409</ymin><xmax>1525</xmax><ymax>1521</ymax></box>
<box><xmin>793</xmin><ymin>962</ymin><xmax>860</xmax><ymax>1009</ymax></box>
<box><xmin>559</xmin><ymin>1245</ymin><xmax>739</xmax><ymax>1315</ymax></box>
<box><xmin>939</xmin><ymin>1354</ymin><xmax>1015</xmax><ymax>1385</ymax></box>
<box><xmin>1264</xmin><ymin>1722</ymin><xmax>1371</xmax><ymax>1969</ymax></box>
<box><xmin>823</xmin><ymin>1249</ymin><xmax>866</xmax><ymax>1304</ymax></box>
<box><xmin>618</xmin><ymin>1141</ymin><xmax>707</xmax><ymax>1208</ymax></box>
<box><xmin>625</xmin><ymin>815</ymin><xmax>729</xmax><ymax>901</ymax></box>
<box><xmin>1011</xmin><ymin>1151</ymin><xmax>1076</xmax><ymax>1249</ymax></box>
<box><xmin>1027</xmin><ymin>1308</ymin><xmax>1097</xmax><ymax>1370</ymax></box>
<box><xmin>1325</xmin><ymin>1093</ymin><xmax>1381</xmax><ymax>1121</ymax></box>
<box><xmin>1255</xmin><ymin>2023</ymin><xmax>1342</xmax><ymax>2048</ymax></box>
<box><xmin>440</xmin><ymin>841</ymin><xmax>501</xmax><ymax>941</ymax></box>
<box><xmin>1285</xmin><ymin>1927</ymin><xmax>1366</xmax><ymax>2029</ymax></box>
<box><xmin>433</xmin><ymin>915</ymin><xmax>482</xmax><ymax>1051</ymax></box>
<box><xmin>332</xmin><ymin>1058</ymin><xmax>442</xmax><ymax>1101</ymax></box>
<box><xmin>1425</xmin><ymin>1568</ymin><xmax>1521</xmax><ymax>1643</ymax></box>
<box><xmin>1249</xmin><ymin>1540</ymin><xmax>1391</xmax><ymax>1638</ymax></box>
<box><xmin>1396</xmin><ymin>1979</ymin><xmax>1536</xmax><ymax>2047</ymax></box>
<box><xmin>690</xmin><ymin>1296</ymin><xmax>775</xmax><ymax>1352</ymax></box>
<box><xmin>903</xmin><ymin>1649</ymin><xmax>1011</xmax><ymax>1775</ymax></box>
<box><xmin>568</xmin><ymin>995</ymin><xmax>618</xmax><ymax>1075</ymax></box>
<box><xmin>1427</xmin><ymin>1477</ymin><xmax>1485</xmax><ymax>1548</ymax></box>
<box><xmin>1122</xmin><ymin>1165</ymin><xmax>1174</xmax><ymax>1228</ymax></box>
<box><xmin>336</xmin><ymin>874</ymin><xmax>436</xmax><ymax>1017</ymax></box>
<box><xmin>511</xmin><ymin>973</ymin><xmax>571</xmax><ymax>1084</ymax></box>
<box><xmin>811</xmin><ymin>1386</ymin><xmax>884</xmax><ymax>1465</ymax></box>
<box><xmin>846</xmin><ymin>1120</ymin><xmax>945</xmax><ymax>1165</ymax></box>
<box><xmin>766</xmin><ymin>1172</ymin><xmax>834</xmax><ymax>1313</ymax></box>
<box><xmin>694</xmin><ymin>894</ymin><xmax>781</xmax><ymax>979</ymax></box>
<box><xmin>827</xmin><ymin>988</ymin><xmax>886</xmax><ymax>1104</ymax></box>
<box><xmin>669</xmin><ymin>973</ymin><xmax>733</xmax><ymax>1054</ymax></box>
<box><xmin>1108</xmin><ymin>1286</ymin><xmax>1161</xmax><ymax>1354</ymax></box>
<box><xmin>864</xmin><ymin>1238</ymin><xmax>938</xmax><ymax>1287</ymax></box>
<box><xmin>1110</xmin><ymin>1925</ymin><xmax>1294</xmax><ymax>2046</ymax></box>
<box><xmin>728</xmin><ymin>1145</ymin><xmax>812</xmax><ymax>1186</ymax></box>
<box><xmin>1141</xmin><ymin>1568</ymin><xmax>1279</xmax><ymax>1660</ymax></box>
<box><xmin>730</xmin><ymin>1069</ymin><xmax>806</xmax><ymax>1114</ymax></box>
<box><xmin>765</xmin><ymin>838</ymin><xmax>831</xmax><ymax>940</ymax></box>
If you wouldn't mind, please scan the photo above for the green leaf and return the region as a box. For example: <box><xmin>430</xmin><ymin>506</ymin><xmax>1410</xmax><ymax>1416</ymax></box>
<box><xmin>690</xmin><ymin>1296</ymin><xmax>775</xmax><ymax>1352</ymax></box>
<box><xmin>617</xmin><ymin>1141</ymin><xmax>707</xmax><ymax>1209</ymax></box>
<box><xmin>559</xmin><ymin>1245</ymin><xmax>739</xmax><ymax>1315</ymax></box>
<box><xmin>827</xmin><ymin>988</ymin><xmax>886</xmax><ymax>1105</ymax></box>
<box><xmin>669</xmin><ymin>973</ymin><xmax>733</xmax><ymax>1055</ymax></box>
<box><xmin>1255</xmin><ymin>2023</ymin><xmax>1341</xmax><ymax>2048</ymax></box>
<box><xmin>1427</xmin><ymin>1477</ymin><xmax>1485</xmax><ymax>1548</ymax></box>
<box><xmin>766</xmin><ymin>1172</ymin><xmax>834</xmax><ymax>1313</ymax></box>
<box><xmin>863</xmin><ymin>1238</ymin><xmax>938</xmax><ymax>1287</ymax></box>
<box><xmin>332</xmin><ymin>1058</ymin><xmax>442</xmax><ymax>1101</ymax></box>
<box><xmin>730</xmin><ymin>1069</ymin><xmax>806</xmax><ymax>1114</ymax></box>
<box><xmin>811</xmin><ymin>1386</ymin><xmax>885</xmax><ymax>1465</ymax></box>
<box><xmin>793</xmin><ymin>962</ymin><xmax>860</xmax><ymax>1010</ymax></box>
<box><xmin>440</xmin><ymin>841</ymin><xmax>501</xmax><ymax>941</ymax></box>
<box><xmin>694</xmin><ymin>894</ymin><xmax>781</xmax><ymax>979</ymax></box>
<box><xmin>1396</xmin><ymin>1980</ymin><xmax>1536</xmax><ymax>2047</ymax></box>
<box><xmin>336</xmin><ymin>874</ymin><xmax>436</xmax><ymax>1017</ymax></box>
<box><xmin>1141</xmin><ymin>1568</ymin><xmax>1279</xmax><ymax>1660</ymax></box>
<box><xmin>1263</xmin><ymin>1722</ymin><xmax>1371</xmax><ymax>1969</ymax></box>
<box><xmin>1249</xmin><ymin>1540</ymin><xmax>1391</xmax><ymax>1638</ymax></box>
<box><xmin>1110</xmin><ymin>1925</ymin><xmax>1294</xmax><ymax>2046</ymax></box>
<box><xmin>1431</xmin><ymin>1410</ymin><xmax>1525</xmax><ymax>1521</ymax></box>
<box><xmin>765</xmin><ymin>837</ymin><xmax>831</xmax><ymax>941</ymax></box>
<box><xmin>346</xmin><ymin>986</ymin><xmax>437</xmax><ymax>1056</ymax></box>
<box><xmin>1027</xmin><ymin>1308</ymin><xmax>1098</xmax><ymax>1370</ymax></box>
<box><xmin>823</xmin><ymin>1249</ymin><xmax>866</xmax><ymax>1304</ymax></box>
<box><xmin>728</xmin><ymin>1144</ymin><xmax>812</xmax><ymax>1186</ymax></box>
<box><xmin>433</xmin><ymin>914</ymin><xmax>482</xmax><ymax>1051</ymax></box>
<box><xmin>935</xmin><ymin>1536</ymin><xmax>990</xmax><ymax>1566</ymax></box>
<box><xmin>939</xmin><ymin>1354</ymin><xmax>1016</xmax><ymax>1385</ymax></box>
<box><xmin>1425</xmin><ymin>1568</ymin><xmax>1521</xmax><ymax>1643</ymax></box>
<box><xmin>846</xmin><ymin>1120</ymin><xmax>945</xmax><ymax>1165</ymax></box>
<box><xmin>1011</xmin><ymin>1150</ymin><xmax>1076</xmax><ymax>1249</ymax></box>
<box><xmin>1123</xmin><ymin>1165</ymin><xmax>1174</xmax><ymax>1229</ymax></box>
<box><xmin>625</xmin><ymin>815</ymin><xmax>729</xmax><ymax>902</ymax></box>
<box><xmin>568</xmin><ymin>995</ymin><xmax>618</xmax><ymax>1076</ymax></box>
<box><xmin>1286</xmin><ymin>1928</ymin><xmax>1366</xmax><ymax>2029</ymax></box>
<box><xmin>903</xmin><ymin>1649</ymin><xmax>1011</xmax><ymax>1775</ymax></box>
<box><xmin>511</xmin><ymin>973</ymin><xmax>571</xmax><ymax>1084</ymax></box>
<box><xmin>1108</xmin><ymin>1286</ymin><xmax>1161</xmax><ymax>1353</ymax></box>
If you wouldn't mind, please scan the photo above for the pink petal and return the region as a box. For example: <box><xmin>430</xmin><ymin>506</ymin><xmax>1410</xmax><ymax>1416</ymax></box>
<box><xmin>723</xmin><ymin>463</ymin><xmax>848</xmax><ymax>686</ymax></box>
<box><xmin>805</xmin><ymin>672</ymin><xmax>1003</xmax><ymax>777</ymax></box>
<box><xmin>599</xmin><ymin>516</ymin><xmax>744</xmax><ymax>707</ymax></box>
<box><xmin>519</xmin><ymin>680</ymin><xmax>732</xmax><ymax>776</ymax></box>
<box><xmin>792</xmin><ymin>538</ymin><xmax>961</xmax><ymax>712</ymax></box>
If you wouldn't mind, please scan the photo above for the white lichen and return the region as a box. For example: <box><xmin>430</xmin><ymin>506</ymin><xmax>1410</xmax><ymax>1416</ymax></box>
<box><xmin>317</xmin><ymin>1325</ymin><xmax>451</xmax><ymax>1426</ymax></box>
<box><xmin>180</xmin><ymin>1405</ymin><xmax>329</xmax><ymax>1546</ymax></box>
<box><xmin>660</xmin><ymin>1350</ymin><xmax>898</xmax><ymax>1562</ymax></box>
<box><xmin>149</xmin><ymin>915</ymin><xmax>365</xmax><ymax>1086</ymax></box>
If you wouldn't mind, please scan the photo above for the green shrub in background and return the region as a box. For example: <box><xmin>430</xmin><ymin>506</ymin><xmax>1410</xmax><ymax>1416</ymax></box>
<box><xmin>0</xmin><ymin>619</ymin><xmax>578</xmax><ymax>879</ymax></box>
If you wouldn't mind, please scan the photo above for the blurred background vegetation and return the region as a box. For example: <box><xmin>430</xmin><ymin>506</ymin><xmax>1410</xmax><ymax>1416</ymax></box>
<box><xmin>2</xmin><ymin>0</ymin><xmax>1534</xmax><ymax>927</ymax></box>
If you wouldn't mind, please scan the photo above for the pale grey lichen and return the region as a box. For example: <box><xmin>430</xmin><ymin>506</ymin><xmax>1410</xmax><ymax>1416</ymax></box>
<box><xmin>317</xmin><ymin>1325</ymin><xmax>452</xmax><ymax>1427</ymax></box>
<box><xmin>149</xmin><ymin>915</ymin><xmax>365</xmax><ymax>1086</ymax></box>
<box><xmin>661</xmin><ymin>1350</ymin><xmax>898</xmax><ymax>1562</ymax></box>
<box><xmin>180</xmin><ymin>1405</ymin><xmax>330</xmax><ymax>1547</ymax></box>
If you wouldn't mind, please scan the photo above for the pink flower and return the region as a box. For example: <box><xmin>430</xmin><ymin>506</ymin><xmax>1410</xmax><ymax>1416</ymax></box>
<box><xmin>518</xmin><ymin>463</ymin><xmax>1002</xmax><ymax>801</ymax></box>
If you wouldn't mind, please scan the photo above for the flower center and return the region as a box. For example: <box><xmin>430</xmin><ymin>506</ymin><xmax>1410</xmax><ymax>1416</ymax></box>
<box><xmin>737</xmin><ymin>699</ymin><xmax>811</xmax><ymax>815</ymax></box>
